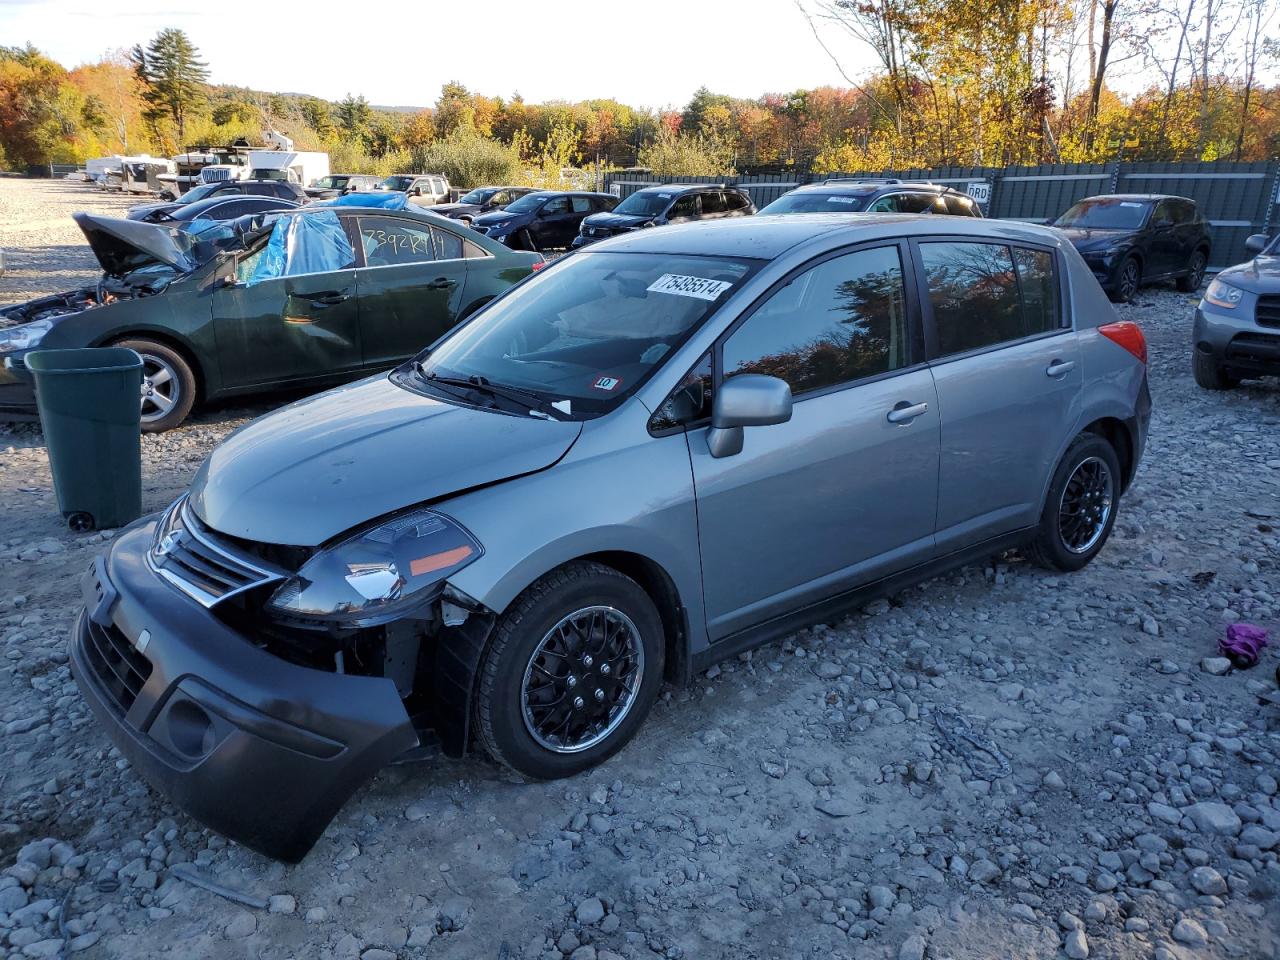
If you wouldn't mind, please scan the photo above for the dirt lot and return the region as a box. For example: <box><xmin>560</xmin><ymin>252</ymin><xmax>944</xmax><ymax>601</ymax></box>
<box><xmin>1</xmin><ymin>176</ymin><xmax>1280</xmax><ymax>960</ymax></box>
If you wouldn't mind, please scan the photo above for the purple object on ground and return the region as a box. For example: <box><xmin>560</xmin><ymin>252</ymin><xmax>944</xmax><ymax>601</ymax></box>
<box><xmin>1220</xmin><ymin>623</ymin><xmax>1269</xmax><ymax>668</ymax></box>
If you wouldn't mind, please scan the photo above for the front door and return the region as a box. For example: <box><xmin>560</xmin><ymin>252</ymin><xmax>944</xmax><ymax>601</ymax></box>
<box><xmin>353</xmin><ymin>214</ymin><xmax>469</xmax><ymax>368</ymax></box>
<box><xmin>212</xmin><ymin>232</ymin><xmax>363</xmax><ymax>389</ymax></box>
<box><xmin>914</xmin><ymin>238</ymin><xmax>1081</xmax><ymax>552</ymax></box>
<box><xmin>532</xmin><ymin>196</ymin><xmax>575</xmax><ymax>248</ymax></box>
<box><xmin>690</xmin><ymin>243</ymin><xmax>939</xmax><ymax>640</ymax></box>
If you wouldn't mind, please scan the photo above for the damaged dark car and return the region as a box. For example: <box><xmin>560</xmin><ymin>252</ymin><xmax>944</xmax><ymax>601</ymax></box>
<box><xmin>0</xmin><ymin>207</ymin><xmax>542</xmax><ymax>431</ymax></box>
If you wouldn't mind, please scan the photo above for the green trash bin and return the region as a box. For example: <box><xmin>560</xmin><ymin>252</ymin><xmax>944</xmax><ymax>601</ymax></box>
<box><xmin>26</xmin><ymin>347</ymin><xmax>143</xmax><ymax>532</ymax></box>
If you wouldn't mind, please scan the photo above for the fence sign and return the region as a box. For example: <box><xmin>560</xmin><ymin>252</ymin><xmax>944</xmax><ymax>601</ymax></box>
<box><xmin>965</xmin><ymin>181</ymin><xmax>992</xmax><ymax>205</ymax></box>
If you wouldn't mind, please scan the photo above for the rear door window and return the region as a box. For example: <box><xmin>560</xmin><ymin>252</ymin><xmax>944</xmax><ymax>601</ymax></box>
<box><xmin>570</xmin><ymin>196</ymin><xmax>593</xmax><ymax>213</ymax></box>
<box><xmin>433</xmin><ymin>227</ymin><xmax>464</xmax><ymax>260</ymax></box>
<box><xmin>723</xmin><ymin>245</ymin><xmax>911</xmax><ymax>395</ymax></box>
<box><xmin>920</xmin><ymin>241</ymin><xmax>1061</xmax><ymax>356</ymax></box>
<box><xmin>701</xmin><ymin>191</ymin><xmax>727</xmax><ymax>214</ymax></box>
<box><xmin>358</xmin><ymin>215</ymin><xmax>437</xmax><ymax>266</ymax></box>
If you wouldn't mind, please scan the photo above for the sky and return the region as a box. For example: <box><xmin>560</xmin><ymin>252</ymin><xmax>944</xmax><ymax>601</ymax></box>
<box><xmin>0</xmin><ymin>0</ymin><xmax>879</xmax><ymax>110</ymax></box>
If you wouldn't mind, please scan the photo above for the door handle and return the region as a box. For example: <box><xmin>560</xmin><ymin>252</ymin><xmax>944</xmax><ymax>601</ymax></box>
<box><xmin>1046</xmin><ymin>359</ymin><xmax>1076</xmax><ymax>378</ymax></box>
<box><xmin>886</xmin><ymin>401</ymin><xmax>929</xmax><ymax>424</ymax></box>
<box><xmin>305</xmin><ymin>290</ymin><xmax>350</xmax><ymax>306</ymax></box>
<box><xmin>427</xmin><ymin>277</ymin><xmax>458</xmax><ymax>289</ymax></box>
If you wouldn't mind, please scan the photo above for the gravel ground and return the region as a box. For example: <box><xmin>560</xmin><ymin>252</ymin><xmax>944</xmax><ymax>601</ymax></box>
<box><xmin>2</xmin><ymin>177</ymin><xmax>1280</xmax><ymax>960</ymax></box>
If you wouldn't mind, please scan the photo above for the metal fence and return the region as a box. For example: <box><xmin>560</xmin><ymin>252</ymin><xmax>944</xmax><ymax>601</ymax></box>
<box><xmin>602</xmin><ymin>161</ymin><xmax>1280</xmax><ymax>270</ymax></box>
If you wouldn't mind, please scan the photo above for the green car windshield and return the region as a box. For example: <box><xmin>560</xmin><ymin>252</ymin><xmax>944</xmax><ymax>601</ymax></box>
<box><xmin>415</xmin><ymin>251</ymin><xmax>759</xmax><ymax>417</ymax></box>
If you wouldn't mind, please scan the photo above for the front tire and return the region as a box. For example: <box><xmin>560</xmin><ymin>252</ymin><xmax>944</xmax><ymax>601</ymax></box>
<box><xmin>513</xmin><ymin>228</ymin><xmax>536</xmax><ymax>252</ymax></box>
<box><xmin>475</xmin><ymin>562</ymin><xmax>664</xmax><ymax>780</ymax></box>
<box><xmin>1108</xmin><ymin>257</ymin><xmax>1141</xmax><ymax>303</ymax></box>
<box><xmin>1176</xmin><ymin>250</ymin><xmax>1208</xmax><ymax>292</ymax></box>
<box><xmin>1026</xmin><ymin>434</ymin><xmax>1122</xmax><ymax>572</ymax></box>
<box><xmin>1193</xmin><ymin>348</ymin><xmax>1239</xmax><ymax>390</ymax></box>
<box><xmin>110</xmin><ymin>338</ymin><xmax>196</xmax><ymax>432</ymax></box>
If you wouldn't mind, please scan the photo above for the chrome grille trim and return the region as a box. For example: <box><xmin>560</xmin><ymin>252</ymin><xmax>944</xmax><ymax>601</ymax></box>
<box><xmin>147</xmin><ymin>497</ymin><xmax>287</xmax><ymax>608</ymax></box>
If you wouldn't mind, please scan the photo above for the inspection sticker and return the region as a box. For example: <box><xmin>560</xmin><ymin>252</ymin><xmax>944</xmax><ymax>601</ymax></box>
<box><xmin>591</xmin><ymin>375</ymin><xmax>622</xmax><ymax>391</ymax></box>
<box><xmin>647</xmin><ymin>274</ymin><xmax>733</xmax><ymax>301</ymax></box>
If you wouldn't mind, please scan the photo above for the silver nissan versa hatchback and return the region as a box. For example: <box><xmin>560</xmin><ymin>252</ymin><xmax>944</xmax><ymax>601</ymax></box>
<box><xmin>72</xmin><ymin>214</ymin><xmax>1151</xmax><ymax>860</ymax></box>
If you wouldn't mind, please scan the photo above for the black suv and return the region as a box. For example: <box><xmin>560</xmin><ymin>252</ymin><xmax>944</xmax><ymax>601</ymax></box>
<box><xmin>126</xmin><ymin>180</ymin><xmax>307</xmax><ymax>222</ymax></box>
<box><xmin>573</xmin><ymin>184</ymin><xmax>755</xmax><ymax>248</ymax></box>
<box><xmin>758</xmin><ymin>178</ymin><xmax>982</xmax><ymax>218</ymax></box>
<box><xmin>1052</xmin><ymin>194</ymin><xmax>1211</xmax><ymax>303</ymax></box>
<box><xmin>472</xmin><ymin>191</ymin><xmax>618</xmax><ymax>251</ymax></box>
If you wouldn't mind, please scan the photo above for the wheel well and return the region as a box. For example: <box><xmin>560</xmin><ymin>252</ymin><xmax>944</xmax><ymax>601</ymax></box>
<box><xmin>1083</xmin><ymin>417</ymin><xmax>1135</xmax><ymax>491</ymax></box>
<box><xmin>459</xmin><ymin>296</ymin><xmax>494</xmax><ymax>322</ymax></box>
<box><xmin>579</xmin><ymin>551</ymin><xmax>688</xmax><ymax>685</ymax></box>
<box><xmin>102</xmin><ymin>331</ymin><xmax>206</xmax><ymax>402</ymax></box>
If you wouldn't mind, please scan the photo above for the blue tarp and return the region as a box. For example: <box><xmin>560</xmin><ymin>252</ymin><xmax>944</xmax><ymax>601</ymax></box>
<box><xmin>315</xmin><ymin>191</ymin><xmax>409</xmax><ymax>210</ymax></box>
<box><xmin>248</xmin><ymin>209</ymin><xmax>354</xmax><ymax>285</ymax></box>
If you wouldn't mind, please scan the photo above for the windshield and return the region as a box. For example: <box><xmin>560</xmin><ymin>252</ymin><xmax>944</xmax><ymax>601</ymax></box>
<box><xmin>382</xmin><ymin>176</ymin><xmax>414</xmax><ymax>191</ymax></box>
<box><xmin>760</xmin><ymin>191</ymin><xmax>869</xmax><ymax>214</ymax></box>
<box><xmin>613</xmin><ymin>192</ymin><xmax>673</xmax><ymax>216</ymax></box>
<box><xmin>313</xmin><ymin>176</ymin><xmax>348</xmax><ymax>190</ymax></box>
<box><xmin>459</xmin><ymin>188</ymin><xmax>497</xmax><ymax>204</ymax></box>
<box><xmin>1055</xmin><ymin>199</ymin><xmax>1150</xmax><ymax>230</ymax></box>
<box><xmin>412</xmin><ymin>251</ymin><xmax>760</xmax><ymax>417</ymax></box>
<box><xmin>503</xmin><ymin>193</ymin><xmax>547</xmax><ymax>214</ymax></box>
<box><xmin>175</xmin><ymin>183</ymin><xmax>221</xmax><ymax>205</ymax></box>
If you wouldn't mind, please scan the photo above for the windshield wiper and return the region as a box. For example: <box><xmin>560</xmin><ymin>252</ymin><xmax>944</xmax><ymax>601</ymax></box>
<box><xmin>418</xmin><ymin>367</ymin><xmax>568</xmax><ymax>420</ymax></box>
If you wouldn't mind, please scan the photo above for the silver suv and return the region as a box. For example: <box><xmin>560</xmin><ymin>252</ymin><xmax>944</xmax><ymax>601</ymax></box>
<box><xmin>72</xmin><ymin>214</ymin><xmax>1151</xmax><ymax>860</ymax></box>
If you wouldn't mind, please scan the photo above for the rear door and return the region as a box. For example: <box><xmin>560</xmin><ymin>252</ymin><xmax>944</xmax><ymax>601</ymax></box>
<box><xmin>698</xmin><ymin>190</ymin><xmax>727</xmax><ymax>221</ymax></box>
<box><xmin>353</xmin><ymin>213</ymin><xmax>469</xmax><ymax>367</ymax></box>
<box><xmin>1147</xmin><ymin>200</ymin><xmax>1181</xmax><ymax>277</ymax></box>
<box><xmin>915</xmin><ymin>238</ymin><xmax>1080</xmax><ymax>552</ymax></box>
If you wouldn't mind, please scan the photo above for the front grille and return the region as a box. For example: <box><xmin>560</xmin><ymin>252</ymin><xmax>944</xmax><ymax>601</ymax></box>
<box><xmin>1256</xmin><ymin>295</ymin><xmax>1280</xmax><ymax>329</ymax></box>
<box><xmin>1225</xmin><ymin>332</ymin><xmax>1280</xmax><ymax>365</ymax></box>
<box><xmin>148</xmin><ymin>498</ymin><xmax>286</xmax><ymax>608</ymax></box>
<box><xmin>82</xmin><ymin>617</ymin><xmax>152</xmax><ymax>714</ymax></box>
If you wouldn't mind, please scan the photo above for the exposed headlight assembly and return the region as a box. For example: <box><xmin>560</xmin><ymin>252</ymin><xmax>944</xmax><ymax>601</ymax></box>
<box><xmin>1203</xmin><ymin>278</ymin><xmax>1244</xmax><ymax>309</ymax></box>
<box><xmin>265</xmin><ymin>509</ymin><xmax>482</xmax><ymax>626</ymax></box>
<box><xmin>0</xmin><ymin>320</ymin><xmax>53</xmax><ymax>354</ymax></box>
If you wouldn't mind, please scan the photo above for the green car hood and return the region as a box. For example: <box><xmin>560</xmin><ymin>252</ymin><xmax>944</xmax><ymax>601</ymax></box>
<box><xmin>73</xmin><ymin>212</ymin><xmax>199</xmax><ymax>277</ymax></box>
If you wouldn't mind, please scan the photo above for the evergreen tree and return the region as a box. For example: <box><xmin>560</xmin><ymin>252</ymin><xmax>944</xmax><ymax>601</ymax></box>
<box><xmin>131</xmin><ymin>29</ymin><xmax>209</xmax><ymax>142</ymax></box>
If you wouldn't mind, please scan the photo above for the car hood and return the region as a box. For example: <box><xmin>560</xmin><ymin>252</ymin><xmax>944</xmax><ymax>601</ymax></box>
<box><xmin>432</xmin><ymin>202</ymin><xmax>480</xmax><ymax>216</ymax></box>
<box><xmin>583</xmin><ymin>212</ymin><xmax>651</xmax><ymax>230</ymax></box>
<box><xmin>188</xmin><ymin>374</ymin><xmax>583</xmax><ymax>546</ymax></box>
<box><xmin>74</xmin><ymin>212</ymin><xmax>199</xmax><ymax>277</ymax></box>
<box><xmin>1055</xmin><ymin>227</ymin><xmax>1136</xmax><ymax>251</ymax></box>
<box><xmin>126</xmin><ymin>201</ymin><xmax>175</xmax><ymax>222</ymax></box>
<box><xmin>473</xmin><ymin>210</ymin><xmax>520</xmax><ymax>228</ymax></box>
<box><xmin>1215</xmin><ymin>254</ymin><xmax>1280</xmax><ymax>295</ymax></box>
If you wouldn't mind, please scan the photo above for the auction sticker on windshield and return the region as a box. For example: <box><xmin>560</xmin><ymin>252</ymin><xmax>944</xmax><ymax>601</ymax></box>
<box><xmin>647</xmin><ymin>274</ymin><xmax>734</xmax><ymax>301</ymax></box>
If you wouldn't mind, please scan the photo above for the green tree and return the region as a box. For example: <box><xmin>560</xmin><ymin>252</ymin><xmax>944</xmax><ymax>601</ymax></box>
<box><xmin>131</xmin><ymin>28</ymin><xmax>209</xmax><ymax>142</ymax></box>
<box><xmin>335</xmin><ymin>93</ymin><xmax>372</xmax><ymax>143</ymax></box>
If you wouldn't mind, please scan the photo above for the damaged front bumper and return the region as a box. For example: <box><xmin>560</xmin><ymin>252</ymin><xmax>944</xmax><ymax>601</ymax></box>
<box><xmin>69</xmin><ymin>519</ymin><xmax>420</xmax><ymax>862</ymax></box>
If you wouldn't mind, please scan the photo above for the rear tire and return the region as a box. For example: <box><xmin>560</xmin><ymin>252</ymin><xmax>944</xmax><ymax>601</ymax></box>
<box><xmin>1193</xmin><ymin>348</ymin><xmax>1239</xmax><ymax>390</ymax></box>
<box><xmin>1026</xmin><ymin>434</ymin><xmax>1122</xmax><ymax>572</ymax></box>
<box><xmin>1108</xmin><ymin>257</ymin><xmax>1141</xmax><ymax>303</ymax></box>
<box><xmin>1176</xmin><ymin>249</ymin><xmax>1208</xmax><ymax>292</ymax></box>
<box><xmin>109</xmin><ymin>338</ymin><xmax>196</xmax><ymax>432</ymax></box>
<box><xmin>474</xmin><ymin>562</ymin><xmax>664</xmax><ymax>780</ymax></box>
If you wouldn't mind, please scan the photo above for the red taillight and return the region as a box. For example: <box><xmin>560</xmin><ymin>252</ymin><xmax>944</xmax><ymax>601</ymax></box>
<box><xmin>1098</xmin><ymin>321</ymin><xmax>1147</xmax><ymax>365</ymax></box>
<box><xmin>530</xmin><ymin>258</ymin><xmax>546</xmax><ymax>271</ymax></box>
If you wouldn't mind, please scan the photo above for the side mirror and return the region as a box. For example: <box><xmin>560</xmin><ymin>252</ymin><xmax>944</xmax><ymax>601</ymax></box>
<box><xmin>1245</xmin><ymin>234</ymin><xmax>1269</xmax><ymax>256</ymax></box>
<box><xmin>707</xmin><ymin>374</ymin><xmax>792</xmax><ymax>459</ymax></box>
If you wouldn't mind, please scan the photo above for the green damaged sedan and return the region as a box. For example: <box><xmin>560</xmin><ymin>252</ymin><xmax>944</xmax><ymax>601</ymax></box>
<box><xmin>0</xmin><ymin>203</ymin><xmax>543</xmax><ymax>430</ymax></box>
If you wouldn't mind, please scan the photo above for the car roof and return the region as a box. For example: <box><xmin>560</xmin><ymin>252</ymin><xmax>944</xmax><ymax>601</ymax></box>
<box><xmin>1078</xmin><ymin>193</ymin><xmax>1190</xmax><ymax>203</ymax></box>
<box><xmin>522</xmin><ymin>190</ymin><xmax>616</xmax><ymax>198</ymax></box>
<box><xmin>597</xmin><ymin>212</ymin><xmax>1064</xmax><ymax>260</ymax></box>
<box><xmin>632</xmin><ymin>183</ymin><xmax>740</xmax><ymax>195</ymax></box>
<box><xmin>784</xmin><ymin>180</ymin><xmax>956</xmax><ymax>196</ymax></box>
